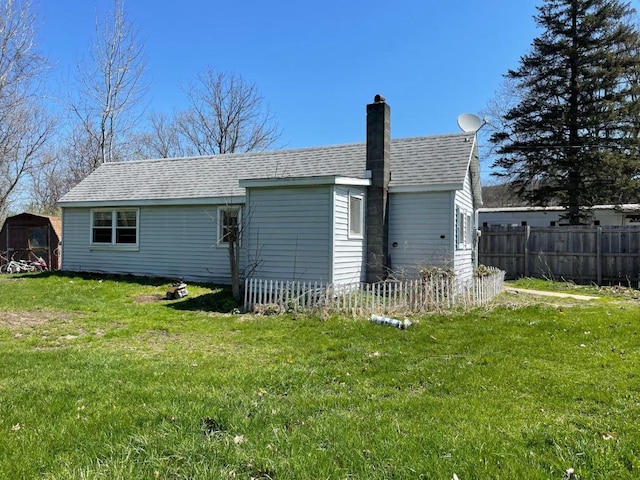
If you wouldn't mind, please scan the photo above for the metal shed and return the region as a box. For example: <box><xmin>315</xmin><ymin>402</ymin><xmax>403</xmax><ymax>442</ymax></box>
<box><xmin>0</xmin><ymin>213</ymin><xmax>62</xmax><ymax>270</ymax></box>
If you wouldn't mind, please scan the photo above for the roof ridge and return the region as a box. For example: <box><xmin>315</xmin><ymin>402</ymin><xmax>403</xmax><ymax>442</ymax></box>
<box><xmin>104</xmin><ymin>142</ymin><xmax>365</xmax><ymax>166</ymax></box>
<box><xmin>101</xmin><ymin>132</ymin><xmax>468</xmax><ymax>165</ymax></box>
<box><xmin>393</xmin><ymin>131</ymin><xmax>473</xmax><ymax>141</ymax></box>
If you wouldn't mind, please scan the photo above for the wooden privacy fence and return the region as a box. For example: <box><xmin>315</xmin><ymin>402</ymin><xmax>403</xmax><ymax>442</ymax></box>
<box><xmin>479</xmin><ymin>225</ymin><xmax>640</xmax><ymax>285</ymax></box>
<box><xmin>244</xmin><ymin>269</ymin><xmax>505</xmax><ymax>315</ymax></box>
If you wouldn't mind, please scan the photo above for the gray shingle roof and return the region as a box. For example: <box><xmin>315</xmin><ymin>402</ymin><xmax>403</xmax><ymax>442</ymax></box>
<box><xmin>58</xmin><ymin>132</ymin><xmax>478</xmax><ymax>205</ymax></box>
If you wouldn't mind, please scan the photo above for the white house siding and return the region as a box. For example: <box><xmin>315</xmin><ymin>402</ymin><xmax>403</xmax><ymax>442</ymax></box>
<box><xmin>245</xmin><ymin>186</ymin><xmax>332</xmax><ymax>283</ymax></box>
<box><xmin>479</xmin><ymin>208</ymin><xmax>564</xmax><ymax>227</ymax></box>
<box><xmin>478</xmin><ymin>207</ymin><xmax>634</xmax><ymax>227</ymax></box>
<box><xmin>332</xmin><ymin>186</ymin><xmax>366</xmax><ymax>285</ymax></box>
<box><xmin>388</xmin><ymin>191</ymin><xmax>454</xmax><ymax>279</ymax></box>
<box><xmin>61</xmin><ymin>205</ymin><xmax>234</xmax><ymax>283</ymax></box>
<box><xmin>454</xmin><ymin>170</ymin><xmax>476</xmax><ymax>283</ymax></box>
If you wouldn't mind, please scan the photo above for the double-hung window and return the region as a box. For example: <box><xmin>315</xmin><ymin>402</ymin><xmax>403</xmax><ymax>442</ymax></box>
<box><xmin>91</xmin><ymin>209</ymin><xmax>139</xmax><ymax>247</ymax></box>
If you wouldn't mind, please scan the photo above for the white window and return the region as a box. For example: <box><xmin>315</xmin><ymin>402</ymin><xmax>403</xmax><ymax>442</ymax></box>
<box><xmin>91</xmin><ymin>209</ymin><xmax>139</xmax><ymax>246</ymax></box>
<box><xmin>218</xmin><ymin>207</ymin><xmax>241</xmax><ymax>245</ymax></box>
<box><xmin>348</xmin><ymin>195</ymin><xmax>364</xmax><ymax>238</ymax></box>
<box><xmin>456</xmin><ymin>207</ymin><xmax>472</xmax><ymax>250</ymax></box>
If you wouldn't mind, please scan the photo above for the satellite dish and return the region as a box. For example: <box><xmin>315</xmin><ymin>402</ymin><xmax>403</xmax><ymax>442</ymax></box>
<box><xmin>457</xmin><ymin>113</ymin><xmax>485</xmax><ymax>133</ymax></box>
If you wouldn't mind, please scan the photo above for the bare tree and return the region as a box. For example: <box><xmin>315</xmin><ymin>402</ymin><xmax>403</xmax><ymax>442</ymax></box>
<box><xmin>208</xmin><ymin>204</ymin><xmax>263</xmax><ymax>303</ymax></box>
<box><xmin>480</xmin><ymin>77</ymin><xmax>524</xmax><ymax>161</ymax></box>
<box><xmin>0</xmin><ymin>0</ymin><xmax>53</xmax><ymax>219</ymax></box>
<box><xmin>28</xmin><ymin>152</ymin><xmax>63</xmax><ymax>215</ymax></box>
<box><xmin>476</xmin><ymin>77</ymin><xmax>528</xmax><ymax>207</ymax></box>
<box><xmin>69</xmin><ymin>0</ymin><xmax>146</xmax><ymax>170</ymax></box>
<box><xmin>28</xmin><ymin>120</ymin><xmax>103</xmax><ymax>215</ymax></box>
<box><xmin>176</xmin><ymin>68</ymin><xmax>282</xmax><ymax>155</ymax></box>
<box><xmin>133</xmin><ymin>111</ymin><xmax>195</xmax><ymax>159</ymax></box>
<box><xmin>30</xmin><ymin>0</ymin><xmax>148</xmax><ymax>210</ymax></box>
<box><xmin>135</xmin><ymin>69</ymin><xmax>282</xmax><ymax>159</ymax></box>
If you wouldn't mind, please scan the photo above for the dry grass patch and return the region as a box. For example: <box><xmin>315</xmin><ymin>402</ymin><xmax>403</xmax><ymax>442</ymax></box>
<box><xmin>0</xmin><ymin>276</ymin><xmax>28</xmax><ymax>284</ymax></box>
<box><xmin>0</xmin><ymin>309</ymin><xmax>79</xmax><ymax>329</ymax></box>
<box><xmin>133</xmin><ymin>293</ymin><xmax>167</xmax><ymax>304</ymax></box>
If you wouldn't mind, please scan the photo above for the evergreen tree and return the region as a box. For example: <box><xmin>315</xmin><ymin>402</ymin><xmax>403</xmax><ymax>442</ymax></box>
<box><xmin>490</xmin><ymin>0</ymin><xmax>640</xmax><ymax>224</ymax></box>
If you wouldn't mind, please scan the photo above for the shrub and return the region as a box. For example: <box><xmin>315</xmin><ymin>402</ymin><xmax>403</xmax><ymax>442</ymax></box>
<box><xmin>419</xmin><ymin>266</ymin><xmax>456</xmax><ymax>280</ymax></box>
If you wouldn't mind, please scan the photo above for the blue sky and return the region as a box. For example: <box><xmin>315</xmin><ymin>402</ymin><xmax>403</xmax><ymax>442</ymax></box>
<box><xmin>37</xmin><ymin>0</ymin><xmax>549</xmax><ymax>151</ymax></box>
<box><xmin>43</xmin><ymin>0</ymin><xmax>640</xmax><ymax>180</ymax></box>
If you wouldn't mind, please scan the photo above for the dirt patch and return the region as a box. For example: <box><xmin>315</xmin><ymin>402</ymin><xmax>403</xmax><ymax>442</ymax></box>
<box><xmin>505</xmin><ymin>287</ymin><xmax>599</xmax><ymax>301</ymax></box>
<box><xmin>0</xmin><ymin>276</ymin><xmax>27</xmax><ymax>284</ymax></box>
<box><xmin>498</xmin><ymin>285</ymin><xmax>640</xmax><ymax>308</ymax></box>
<box><xmin>0</xmin><ymin>309</ymin><xmax>80</xmax><ymax>329</ymax></box>
<box><xmin>134</xmin><ymin>294</ymin><xmax>166</xmax><ymax>304</ymax></box>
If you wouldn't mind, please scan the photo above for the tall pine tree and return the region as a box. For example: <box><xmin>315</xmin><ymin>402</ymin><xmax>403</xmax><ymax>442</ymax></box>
<box><xmin>490</xmin><ymin>0</ymin><xmax>640</xmax><ymax>224</ymax></box>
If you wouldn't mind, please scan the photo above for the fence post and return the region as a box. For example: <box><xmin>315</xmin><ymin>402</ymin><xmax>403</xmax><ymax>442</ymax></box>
<box><xmin>596</xmin><ymin>226</ymin><xmax>602</xmax><ymax>286</ymax></box>
<box><xmin>524</xmin><ymin>225</ymin><xmax>530</xmax><ymax>277</ymax></box>
<box><xmin>243</xmin><ymin>278</ymin><xmax>249</xmax><ymax>312</ymax></box>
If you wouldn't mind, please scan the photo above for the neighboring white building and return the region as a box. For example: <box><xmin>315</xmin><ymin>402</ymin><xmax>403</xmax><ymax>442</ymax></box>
<box><xmin>479</xmin><ymin>205</ymin><xmax>640</xmax><ymax>227</ymax></box>
<box><xmin>58</xmin><ymin>97</ymin><xmax>482</xmax><ymax>286</ymax></box>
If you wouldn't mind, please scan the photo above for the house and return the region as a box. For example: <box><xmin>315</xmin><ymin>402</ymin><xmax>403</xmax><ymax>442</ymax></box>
<box><xmin>57</xmin><ymin>96</ymin><xmax>482</xmax><ymax>286</ymax></box>
<box><xmin>0</xmin><ymin>212</ymin><xmax>62</xmax><ymax>270</ymax></box>
<box><xmin>479</xmin><ymin>204</ymin><xmax>640</xmax><ymax>227</ymax></box>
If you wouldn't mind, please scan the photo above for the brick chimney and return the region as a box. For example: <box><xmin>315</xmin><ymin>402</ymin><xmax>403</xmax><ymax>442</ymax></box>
<box><xmin>365</xmin><ymin>94</ymin><xmax>390</xmax><ymax>283</ymax></box>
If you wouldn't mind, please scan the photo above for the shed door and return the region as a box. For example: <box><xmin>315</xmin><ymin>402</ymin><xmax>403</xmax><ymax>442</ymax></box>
<box><xmin>8</xmin><ymin>226</ymin><xmax>28</xmax><ymax>260</ymax></box>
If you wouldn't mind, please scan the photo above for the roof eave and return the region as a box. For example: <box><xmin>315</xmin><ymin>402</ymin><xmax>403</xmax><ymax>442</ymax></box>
<box><xmin>58</xmin><ymin>196</ymin><xmax>246</xmax><ymax>208</ymax></box>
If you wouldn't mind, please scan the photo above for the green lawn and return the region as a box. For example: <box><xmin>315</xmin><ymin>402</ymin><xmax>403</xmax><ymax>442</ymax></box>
<box><xmin>0</xmin><ymin>273</ymin><xmax>638</xmax><ymax>479</ymax></box>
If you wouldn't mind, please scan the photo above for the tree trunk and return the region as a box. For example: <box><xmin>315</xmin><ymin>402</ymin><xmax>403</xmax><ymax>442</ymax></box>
<box><xmin>228</xmin><ymin>228</ymin><xmax>241</xmax><ymax>302</ymax></box>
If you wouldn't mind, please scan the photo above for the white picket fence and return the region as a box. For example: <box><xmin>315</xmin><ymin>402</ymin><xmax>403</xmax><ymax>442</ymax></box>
<box><xmin>244</xmin><ymin>268</ymin><xmax>505</xmax><ymax>315</ymax></box>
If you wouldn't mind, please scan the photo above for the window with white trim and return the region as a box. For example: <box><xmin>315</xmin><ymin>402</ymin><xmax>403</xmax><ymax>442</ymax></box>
<box><xmin>348</xmin><ymin>195</ymin><xmax>364</xmax><ymax>238</ymax></box>
<box><xmin>218</xmin><ymin>207</ymin><xmax>241</xmax><ymax>245</ymax></box>
<box><xmin>91</xmin><ymin>209</ymin><xmax>139</xmax><ymax>246</ymax></box>
<box><xmin>456</xmin><ymin>207</ymin><xmax>472</xmax><ymax>250</ymax></box>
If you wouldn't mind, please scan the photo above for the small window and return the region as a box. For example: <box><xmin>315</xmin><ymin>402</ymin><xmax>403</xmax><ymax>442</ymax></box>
<box><xmin>456</xmin><ymin>207</ymin><xmax>462</xmax><ymax>249</ymax></box>
<box><xmin>29</xmin><ymin>227</ymin><xmax>48</xmax><ymax>248</ymax></box>
<box><xmin>349</xmin><ymin>195</ymin><xmax>363</xmax><ymax>238</ymax></box>
<box><xmin>457</xmin><ymin>207</ymin><xmax>472</xmax><ymax>250</ymax></box>
<box><xmin>219</xmin><ymin>207</ymin><xmax>241</xmax><ymax>245</ymax></box>
<box><xmin>91</xmin><ymin>209</ymin><xmax>138</xmax><ymax>246</ymax></box>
